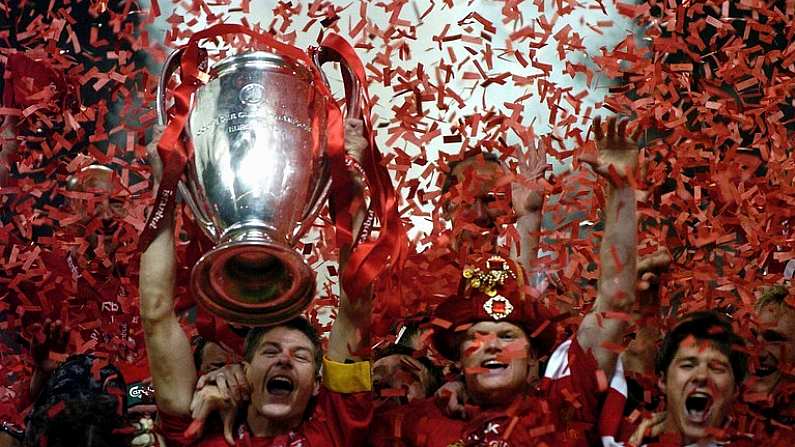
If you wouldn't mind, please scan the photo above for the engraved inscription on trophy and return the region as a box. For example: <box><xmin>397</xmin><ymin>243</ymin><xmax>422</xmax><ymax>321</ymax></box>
<box><xmin>193</xmin><ymin>80</ymin><xmax>311</xmax><ymax>137</ymax></box>
<box><xmin>159</xmin><ymin>47</ymin><xmax>339</xmax><ymax>325</ymax></box>
<box><xmin>193</xmin><ymin>111</ymin><xmax>311</xmax><ymax>136</ymax></box>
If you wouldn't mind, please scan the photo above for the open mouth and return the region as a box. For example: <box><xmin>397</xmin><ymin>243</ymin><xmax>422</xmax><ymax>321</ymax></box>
<box><xmin>266</xmin><ymin>376</ymin><xmax>295</xmax><ymax>396</ymax></box>
<box><xmin>684</xmin><ymin>392</ymin><xmax>712</xmax><ymax>423</ymax></box>
<box><xmin>481</xmin><ymin>359</ymin><xmax>508</xmax><ymax>371</ymax></box>
<box><xmin>754</xmin><ymin>356</ymin><xmax>778</xmax><ymax>377</ymax></box>
<box><xmin>755</xmin><ymin>364</ymin><xmax>777</xmax><ymax>377</ymax></box>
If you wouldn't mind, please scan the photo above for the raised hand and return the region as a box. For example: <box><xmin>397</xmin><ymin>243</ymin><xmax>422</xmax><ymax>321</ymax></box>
<box><xmin>511</xmin><ymin>142</ymin><xmax>547</xmax><ymax>217</ymax></box>
<box><xmin>576</xmin><ymin>115</ymin><xmax>640</xmax><ymax>378</ymax></box>
<box><xmin>637</xmin><ymin>248</ymin><xmax>672</xmax><ymax>293</ymax></box>
<box><xmin>627</xmin><ymin>411</ymin><xmax>667</xmax><ymax>447</ymax></box>
<box><xmin>30</xmin><ymin>319</ymin><xmax>69</xmax><ymax>373</ymax></box>
<box><xmin>186</xmin><ymin>384</ymin><xmax>238</xmax><ymax>446</ymax></box>
<box><xmin>344</xmin><ymin>118</ymin><xmax>368</xmax><ymax>164</ymax></box>
<box><xmin>196</xmin><ymin>363</ymin><xmax>250</xmax><ymax>405</ymax></box>
<box><xmin>582</xmin><ymin>116</ymin><xmax>640</xmax><ymax>186</ymax></box>
<box><xmin>435</xmin><ymin>379</ymin><xmax>469</xmax><ymax>419</ymax></box>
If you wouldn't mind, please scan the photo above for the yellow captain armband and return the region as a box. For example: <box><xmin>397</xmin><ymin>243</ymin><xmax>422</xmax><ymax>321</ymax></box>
<box><xmin>322</xmin><ymin>357</ymin><xmax>372</xmax><ymax>393</ymax></box>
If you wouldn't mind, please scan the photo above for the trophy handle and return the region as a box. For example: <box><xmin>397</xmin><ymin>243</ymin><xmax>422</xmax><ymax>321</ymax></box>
<box><xmin>311</xmin><ymin>48</ymin><xmax>362</xmax><ymax>120</ymax></box>
<box><xmin>178</xmin><ymin>180</ymin><xmax>219</xmax><ymax>239</ymax></box>
<box><xmin>156</xmin><ymin>48</ymin><xmax>218</xmax><ymax>239</ymax></box>
<box><xmin>156</xmin><ymin>48</ymin><xmax>184</xmax><ymax>127</ymax></box>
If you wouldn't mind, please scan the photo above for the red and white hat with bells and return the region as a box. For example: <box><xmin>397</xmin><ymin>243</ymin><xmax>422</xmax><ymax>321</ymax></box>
<box><xmin>431</xmin><ymin>255</ymin><xmax>558</xmax><ymax>360</ymax></box>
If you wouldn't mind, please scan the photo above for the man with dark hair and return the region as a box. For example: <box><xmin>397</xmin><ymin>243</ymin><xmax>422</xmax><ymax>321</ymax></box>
<box><xmin>620</xmin><ymin>311</ymin><xmax>754</xmax><ymax>446</ymax></box>
<box><xmin>654</xmin><ymin>311</ymin><xmax>747</xmax><ymax>445</ymax></box>
<box><xmin>139</xmin><ymin>119</ymin><xmax>373</xmax><ymax>446</ymax></box>
<box><xmin>655</xmin><ymin>312</ymin><xmax>748</xmax><ymax>390</ymax></box>
<box><xmin>192</xmin><ymin>336</ymin><xmax>234</xmax><ymax>375</ymax></box>
<box><xmin>372</xmin><ymin>321</ymin><xmax>443</xmax><ymax>409</ymax></box>
<box><xmin>372</xmin><ymin>116</ymin><xmax>640</xmax><ymax>446</ymax></box>
<box><xmin>239</xmin><ymin>319</ymin><xmax>326</xmax><ymax>377</ymax></box>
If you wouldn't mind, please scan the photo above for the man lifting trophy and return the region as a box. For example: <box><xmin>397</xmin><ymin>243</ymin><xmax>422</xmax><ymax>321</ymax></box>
<box><xmin>140</xmin><ymin>25</ymin><xmax>401</xmax><ymax>326</ymax></box>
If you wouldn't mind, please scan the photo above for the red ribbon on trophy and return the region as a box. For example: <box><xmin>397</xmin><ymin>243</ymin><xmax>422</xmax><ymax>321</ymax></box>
<box><xmin>318</xmin><ymin>34</ymin><xmax>409</xmax><ymax>302</ymax></box>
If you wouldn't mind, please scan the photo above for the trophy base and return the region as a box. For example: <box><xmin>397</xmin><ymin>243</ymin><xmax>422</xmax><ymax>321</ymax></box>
<box><xmin>191</xmin><ymin>241</ymin><xmax>316</xmax><ymax>326</ymax></box>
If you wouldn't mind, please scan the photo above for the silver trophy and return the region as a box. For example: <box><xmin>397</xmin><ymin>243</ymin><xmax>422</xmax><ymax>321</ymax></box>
<box><xmin>157</xmin><ymin>47</ymin><xmax>359</xmax><ymax>326</ymax></box>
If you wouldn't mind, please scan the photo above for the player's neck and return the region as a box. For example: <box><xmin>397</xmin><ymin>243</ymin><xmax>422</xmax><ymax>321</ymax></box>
<box><xmin>662</xmin><ymin>417</ymin><xmax>714</xmax><ymax>447</ymax></box>
<box><xmin>246</xmin><ymin>406</ymin><xmax>303</xmax><ymax>438</ymax></box>
<box><xmin>470</xmin><ymin>383</ymin><xmax>529</xmax><ymax>410</ymax></box>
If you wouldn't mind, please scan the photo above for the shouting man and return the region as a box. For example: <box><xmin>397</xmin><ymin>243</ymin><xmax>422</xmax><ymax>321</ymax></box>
<box><xmin>139</xmin><ymin>119</ymin><xmax>373</xmax><ymax>446</ymax></box>
<box><xmin>622</xmin><ymin>311</ymin><xmax>752</xmax><ymax>447</ymax></box>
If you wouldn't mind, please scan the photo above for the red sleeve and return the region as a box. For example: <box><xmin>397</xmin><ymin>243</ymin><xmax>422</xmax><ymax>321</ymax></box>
<box><xmin>541</xmin><ymin>338</ymin><xmax>603</xmax><ymax>431</ymax></box>
<box><xmin>305</xmin><ymin>387</ymin><xmax>372</xmax><ymax>447</ymax></box>
<box><xmin>599</xmin><ymin>358</ymin><xmax>629</xmax><ymax>443</ymax></box>
<box><xmin>157</xmin><ymin>412</ymin><xmax>194</xmax><ymax>447</ymax></box>
<box><xmin>369</xmin><ymin>404</ymin><xmax>407</xmax><ymax>447</ymax></box>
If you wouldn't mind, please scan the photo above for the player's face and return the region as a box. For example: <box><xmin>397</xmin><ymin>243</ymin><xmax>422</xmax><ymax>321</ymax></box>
<box><xmin>748</xmin><ymin>304</ymin><xmax>795</xmax><ymax>396</ymax></box>
<box><xmin>660</xmin><ymin>340</ymin><xmax>737</xmax><ymax>444</ymax></box>
<box><xmin>445</xmin><ymin>159</ymin><xmax>510</xmax><ymax>237</ymax></box>
<box><xmin>245</xmin><ymin>327</ymin><xmax>319</xmax><ymax>423</ymax></box>
<box><xmin>460</xmin><ymin>321</ymin><xmax>532</xmax><ymax>406</ymax></box>
<box><xmin>373</xmin><ymin>354</ymin><xmax>433</xmax><ymax>408</ymax></box>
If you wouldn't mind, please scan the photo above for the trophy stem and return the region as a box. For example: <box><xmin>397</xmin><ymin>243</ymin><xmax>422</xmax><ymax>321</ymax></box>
<box><xmin>191</xmin><ymin>225</ymin><xmax>316</xmax><ymax>326</ymax></box>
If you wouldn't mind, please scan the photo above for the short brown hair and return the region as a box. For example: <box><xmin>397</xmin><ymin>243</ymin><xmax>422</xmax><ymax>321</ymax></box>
<box><xmin>656</xmin><ymin>311</ymin><xmax>747</xmax><ymax>384</ymax></box>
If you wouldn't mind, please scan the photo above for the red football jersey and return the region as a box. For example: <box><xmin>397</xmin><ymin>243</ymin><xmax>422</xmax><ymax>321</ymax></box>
<box><xmin>371</xmin><ymin>337</ymin><xmax>605</xmax><ymax>446</ymax></box>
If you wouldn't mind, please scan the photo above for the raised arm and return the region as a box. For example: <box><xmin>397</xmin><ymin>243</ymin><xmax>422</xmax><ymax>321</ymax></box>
<box><xmin>327</xmin><ymin>118</ymin><xmax>372</xmax><ymax>363</ymax></box>
<box><xmin>577</xmin><ymin>116</ymin><xmax>639</xmax><ymax>377</ymax></box>
<box><xmin>139</xmin><ymin>135</ymin><xmax>195</xmax><ymax>417</ymax></box>
<box><xmin>511</xmin><ymin>142</ymin><xmax>547</xmax><ymax>271</ymax></box>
